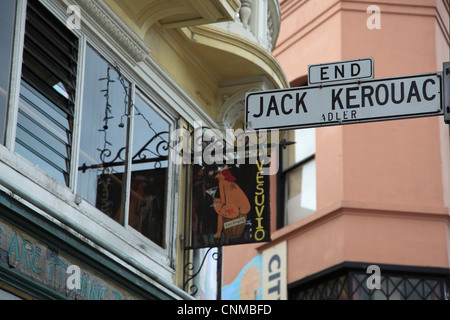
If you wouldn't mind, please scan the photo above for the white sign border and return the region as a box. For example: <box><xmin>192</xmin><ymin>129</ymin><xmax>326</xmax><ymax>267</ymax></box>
<box><xmin>245</xmin><ymin>72</ymin><xmax>443</xmax><ymax>132</ymax></box>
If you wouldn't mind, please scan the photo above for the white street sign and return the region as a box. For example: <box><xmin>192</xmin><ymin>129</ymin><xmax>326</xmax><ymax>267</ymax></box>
<box><xmin>245</xmin><ymin>73</ymin><xmax>442</xmax><ymax>131</ymax></box>
<box><xmin>308</xmin><ymin>58</ymin><xmax>374</xmax><ymax>85</ymax></box>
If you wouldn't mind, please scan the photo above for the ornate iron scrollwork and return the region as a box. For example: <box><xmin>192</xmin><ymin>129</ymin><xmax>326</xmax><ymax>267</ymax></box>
<box><xmin>132</xmin><ymin>131</ymin><xmax>170</xmax><ymax>169</ymax></box>
<box><xmin>184</xmin><ymin>247</ymin><xmax>221</xmax><ymax>296</ymax></box>
<box><xmin>78</xmin><ymin>61</ymin><xmax>171</xmax><ymax>173</ymax></box>
<box><xmin>79</xmin><ymin>130</ymin><xmax>169</xmax><ymax>173</ymax></box>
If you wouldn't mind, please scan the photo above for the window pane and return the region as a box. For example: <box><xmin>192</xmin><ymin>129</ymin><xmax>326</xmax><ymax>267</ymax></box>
<box><xmin>0</xmin><ymin>0</ymin><xmax>16</xmax><ymax>145</ymax></box>
<box><xmin>285</xmin><ymin>159</ymin><xmax>316</xmax><ymax>225</ymax></box>
<box><xmin>283</xmin><ymin>128</ymin><xmax>315</xmax><ymax>168</ymax></box>
<box><xmin>77</xmin><ymin>45</ymin><xmax>130</xmax><ymax>225</ymax></box>
<box><xmin>129</xmin><ymin>94</ymin><xmax>170</xmax><ymax>247</ymax></box>
<box><xmin>16</xmin><ymin>1</ymin><xmax>77</xmax><ymax>186</ymax></box>
<box><xmin>294</xmin><ymin>129</ymin><xmax>315</xmax><ymax>161</ymax></box>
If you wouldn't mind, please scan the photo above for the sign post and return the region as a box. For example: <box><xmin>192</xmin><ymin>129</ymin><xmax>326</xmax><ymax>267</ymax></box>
<box><xmin>442</xmin><ymin>61</ymin><xmax>450</xmax><ymax>124</ymax></box>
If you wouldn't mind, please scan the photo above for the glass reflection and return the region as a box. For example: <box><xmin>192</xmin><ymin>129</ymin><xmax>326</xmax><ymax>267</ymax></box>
<box><xmin>77</xmin><ymin>45</ymin><xmax>130</xmax><ymax>224</ymax></box>
<box><xmin>129</xmin><ymin>95</ymin><xmax>169</xmax><ymax>247</ymax></box>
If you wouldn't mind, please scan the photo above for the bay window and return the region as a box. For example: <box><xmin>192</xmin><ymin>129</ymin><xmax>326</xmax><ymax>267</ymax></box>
<box><xmin>77</xmin><ymin>45</ymin><xmax>172</xmax><ymax>247</ymax></box>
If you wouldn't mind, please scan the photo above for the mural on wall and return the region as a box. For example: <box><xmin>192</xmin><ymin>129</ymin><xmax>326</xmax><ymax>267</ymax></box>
<box><xmin>222</xmin><ymin>254</ymin><xmax>263</xmax><ymax>300</ymax></box>
<box><xmin>191</xmin><ymin>162</ymin><xmax>270</xmax><ymax>248</ymax></box>
<box><xmin>222</xmin><ymin>241</ymin><xmax>287</xmax><ymax>300</ymax></box>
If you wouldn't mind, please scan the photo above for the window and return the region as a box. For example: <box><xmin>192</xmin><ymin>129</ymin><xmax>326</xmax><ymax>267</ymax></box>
<box><xmin>77</xmin><ymin>45</ymin><xmax>171</xmax><ymax>247</ymax></box>
<box><xmin>77</xmin><ymin>45</ymin><xmax>130</xmax><ymax>224</ymax></box>
<box><xmin>129</xmin><ymin>94</ymin><xmax>170</xmax><ymax>246</ymax></box>
<box><xmin>1</xmin><ymin>0</ymin><xmax>176</xmax><ymax>262</ymax></box>
<box><xmin>279</xmin><ymin>128</ymin><xmax>316</xmax><ymax>227</ymax></box>
<box><xmin>16</xmin><ymin>1</ymin><xmax>78</xmax><ymax>186</ymax></box>
<box><xmin>277</xmin><ymin>77</ymin><xmax>317</xmax><ymax>228</ymax></box>
<box><xmin>0</xmin><ymin>0</ymin><xmax>17</xmax><ymax>145</ymax></box>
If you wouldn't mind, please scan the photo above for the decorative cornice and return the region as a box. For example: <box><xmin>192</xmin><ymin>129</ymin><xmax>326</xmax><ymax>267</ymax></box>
<box><xmin>181</xmin><ymin>25</ymin><xmax>289</xmax><ymax>89</ymax></box>
<box><xmin>71</xmin><ymin>0</ymin><xmax>150</xmax><ymax>64</ymax></box>
<box><xmin>216</xmin><ymin>76</ymin><xmax>273</xmax><ymax>129</ymax></box>
<box><xmin>105</xmin><ymin>0</ymin><xmax>240</xmax><ymax>36</ymax></box>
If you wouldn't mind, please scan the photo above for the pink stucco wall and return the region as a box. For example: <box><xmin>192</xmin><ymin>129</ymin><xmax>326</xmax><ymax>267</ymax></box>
<box><xmin>223</xmin><ymin>0</ymin><xmax>450</xmax><ymax>287</ymax></box>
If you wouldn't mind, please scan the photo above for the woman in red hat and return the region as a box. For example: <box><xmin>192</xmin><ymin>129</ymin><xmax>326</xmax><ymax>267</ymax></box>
<box><xmin>212</xmin><ymin>168</ymin><xmax>251</xmax><ymax>239</ymax></box>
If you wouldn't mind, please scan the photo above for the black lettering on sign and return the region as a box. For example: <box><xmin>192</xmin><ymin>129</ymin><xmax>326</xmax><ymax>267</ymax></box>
<box><xmin>375</xmin><ymin>84</ymin><xmax>389</xmax><ymax>106</ymax></box>
<box><xmin>391</xmin><ymin>82</ymin><xmax>405</xmax><ymax>104</ymax></box>
<box><xmin>362</xmin><ymin>86</ymin><xmax>374</xmax><ymax>107</ymax></box>
<box><xmin>266</xmin><ymin>96</ymin><xmax>280</xmax><ymax>117</ymax></box>
<box><xmin>252</xmin><ymin>92</ymin><xmax>309</xmax><ymax>119</ymax></box>
<box><xmin>296</xmin><ymin>92</ymin><xmax>308</xmax><ymax>113</ymax></box>
<box><xmin>407</xmin><ymin>81</ymin><xmax>421</xmax><ymax>103</ymax></box>
<box><xmin>335</xmin><ymin>65</ymin><xmax>344</xmax><ymax>79</ymax></box>
<box><xmin>321</xmin><ymin>67</ymin><xmax>329</xmax><ymax>81</ymax></box>
<box><xmin>253</xmin><ymin>97</ymin><xmax>264</xmax><ymax>118</ymax></box>
<box><xmin>332</xmin><ymin>89</ymin><xmax>344</xmax><ymax>110</ymax></box>
<box><xmin>330</xmin><ymin>78</ymin><xmax>438</xmax><ymax>112</ymax></box>
<box><xmin>281</xmin><ymin>94</ymin><xmax>293</xmax><ymax>115</ymax></box>
<box><xmin>351</xmin><ymin>63</ymin><xmax>361</xmax><ymax>76</ymax></box>
<box><xmin>346</xmin><ymin>87</ymin><xmax>359</xmax><ymax>109</ymax></box>
<box><xmin>423</xmin><ymin>79</ymin><xmax>436</xmax><ymax>101</ymax></box>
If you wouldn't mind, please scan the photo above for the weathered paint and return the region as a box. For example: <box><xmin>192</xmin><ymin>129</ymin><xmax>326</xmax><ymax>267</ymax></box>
<box><xmin>0</xmin><ymin>218</ymin><xmax>138</xmax><ymax>300</ymax></box>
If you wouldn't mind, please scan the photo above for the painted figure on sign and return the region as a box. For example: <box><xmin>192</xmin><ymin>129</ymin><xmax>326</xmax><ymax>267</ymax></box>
<box><xmin>212</xmin><ymin>168</ymin><xmax>251</xmax><ymax>239</ymax></box>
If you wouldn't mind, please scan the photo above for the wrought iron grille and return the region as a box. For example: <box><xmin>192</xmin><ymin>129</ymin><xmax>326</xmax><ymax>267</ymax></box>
<box><xmin>293</xmin><ymin>275</ymin><xmax>349</xmax><ymax>300</ymax></box>
<box><xmin>290</xmin><ymin>267</ymin><xmax>450</xmax><ymax>300</ymax></box>
<box><xmin>351</xmin><ymin>272</ymin><xmax>444</xmax><ymax>300</ymax></box>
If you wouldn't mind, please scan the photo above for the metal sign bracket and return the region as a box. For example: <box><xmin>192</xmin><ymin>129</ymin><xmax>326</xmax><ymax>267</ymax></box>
<box><xmin>443</xmin><ymin>62</ymin><xmax>450</xmax><ymax>124</ymax></box>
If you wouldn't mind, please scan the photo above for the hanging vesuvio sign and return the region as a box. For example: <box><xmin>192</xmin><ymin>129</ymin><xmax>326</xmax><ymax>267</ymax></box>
<box><xmin>246</xmin><ymin>73</ymin><xmax>443</xmax><ymax>131</ymax></box>
<box><xmin>191</xmin><ymin>163</ymin><xmax>270</xmax><ymax>248</ymax></box>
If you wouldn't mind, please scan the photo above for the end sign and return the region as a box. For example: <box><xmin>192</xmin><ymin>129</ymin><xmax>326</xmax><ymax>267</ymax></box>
<box><xmin>308</xmin><ymin>58</ymin><xmax>374</xmax><ymax>85</ymax></box>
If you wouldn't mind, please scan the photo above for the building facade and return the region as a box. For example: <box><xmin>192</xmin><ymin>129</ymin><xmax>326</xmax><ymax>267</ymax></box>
<box><xmin>223</xmin><ymin>0</ymin><xmax>450</xmax><ymax>300</ymax></box>
<box><xmin>0</xmin><ymin>0</ymin><xmax>287</xmax><ymax>299</ymax></box>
